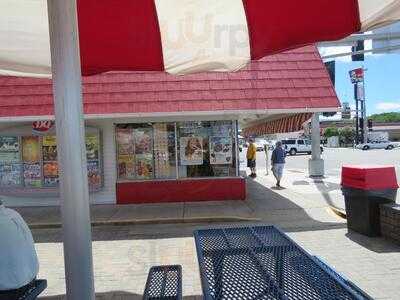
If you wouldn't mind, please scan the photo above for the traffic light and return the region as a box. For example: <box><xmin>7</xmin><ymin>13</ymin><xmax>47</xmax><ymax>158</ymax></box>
<box><xmin>352</xmin><ymin>40</ymin><xmax>364</xmax><ymax>61</ymax></box>
<box><xmin>368</xmin><ymin>119</ymin><xmax>373</xmax><ymax>131</ymax></box>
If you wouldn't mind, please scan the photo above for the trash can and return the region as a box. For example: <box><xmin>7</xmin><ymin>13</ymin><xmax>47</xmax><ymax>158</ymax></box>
<box><xmin>341</xmin><ymin>165</ymin><xmax>399</xmax><ymax>237</ymax></box>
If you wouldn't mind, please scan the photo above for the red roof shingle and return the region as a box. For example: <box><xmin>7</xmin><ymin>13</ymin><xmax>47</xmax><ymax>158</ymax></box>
<box><xmin>0</xmin><ymin>45</ymin><xmax>339</xmax><ymax>119</ymax></box>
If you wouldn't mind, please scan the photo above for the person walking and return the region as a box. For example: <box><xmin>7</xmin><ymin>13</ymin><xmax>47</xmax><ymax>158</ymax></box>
<box><xmin>271</xmin><ymin>141</ymin><xmax>286</xmax><ymax>187</ymax></box>
<box><xmin>246</xmin><ymin>138</ymin><xmax>257</xmax><ymax>178</ymax></box>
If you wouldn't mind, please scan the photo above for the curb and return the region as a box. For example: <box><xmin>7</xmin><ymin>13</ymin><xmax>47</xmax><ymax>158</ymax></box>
<box><xmin>28</xmin><ymin>216</ymin><xmax>261</xmax><ymax>229</ymax></box>
<box><xmin>329</xmin><ymin>206</ymin><xmax>346</xmax><ymax>219</ymax></box>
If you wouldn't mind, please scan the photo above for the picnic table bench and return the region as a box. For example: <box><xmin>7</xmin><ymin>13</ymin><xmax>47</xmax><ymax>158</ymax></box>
<box><xmin>194</xmin><ymin>225</ymin><xmax>370</xmax><ymax>300</ymax></box>
<box><xmin>143</xmin><ymin>265</ymin><xmax>182</xmax><ymax>300</ymax></box>
<box><xmin>0</xmin><ymin>279</ymin><xmax>47</xmax><ymax>300</ymax></box>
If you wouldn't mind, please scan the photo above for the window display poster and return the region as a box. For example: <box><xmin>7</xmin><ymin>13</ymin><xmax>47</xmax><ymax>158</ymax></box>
<box><xmin>43</xmin><ymin>136</ymin><xmax>57</xmax><ymax>146</ymax></box>
<box><xmin>136</xmin><ymin>154</ymin><xmax>153</xmax><ymax>180</ymax></box>
<box><xmin>0</xmin><ymin>164</ymin><xmax>22</xmax><ymax>187</ymax></box>
<box><xmin>0</xmin><ymin>152</ymin><xmax>20</xmax><ymax>162</ymax></box>
<box><xmin>135</xmin><ymin>128</ymin><xmax>152</xmax><ymax>154</ymax></box>
<box><xmin>22</xmin><ymin>136</ymin><xmax>40</xmax><ymax>163</ymax></box>
<box><xmin>87</xmin><ymin>161</ymin><xmax>101</xmax><ymax>188</ymax></box>
<box><xmin>118</xmin><ymin>155</ymin><xmax>135</xmax><ymax>179</ymax></box>
<box><xmin>116</xmin><ymin>128</ymin><xmax>134</xmax><ymax>155</ymax></box>
<box><xmin>0</xmin><ymin>136</ymin><xmax>19</xmax><ymax>152</ymax></box>
<box><xmin>209</xmin><ymin>136</ymin><xmax>233</xmax><ymax>165</ymax></box>
<box><xmin>180</xmin><ymin>137</ymin><xmax>203</xmax><ymax>166</ymax></box>
<box><xmin>42</xmin><ymin>136</ymin><xmax>58</xmax><ymax>161</ymax></box>
<box><xmin>44</xmin><ymin>177</ymin><xmax>59</xmax><ymax>187</ymax></box>
<box><xmin>23</xmin><ymin>163</ymin><xmax>42</xmax><ymax>188</ymax></box>
<box><xmin>86</xmin><ymin>134</ymin><xmax>99</xmax><ymax>160</ymax></box>
<box><xmin>43</xmin><ymin>162</ymin><xmax>59</xmax><ymax>177</ymax></box>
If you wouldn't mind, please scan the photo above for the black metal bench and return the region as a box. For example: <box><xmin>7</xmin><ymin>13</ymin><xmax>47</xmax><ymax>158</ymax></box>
<box><xmin>312</xmin><ymin>256</ymin><xmax>373</xmax><ymax>300</ymax></box>
<box><xmin>143</xmin><ymin>265</ymin><xmax>182</xmax><ymax>300</ymax></box>
<box><xmin>0</xmin><ymin>279</ymin><xmax>47</xmax><ymax>300</ymax></box>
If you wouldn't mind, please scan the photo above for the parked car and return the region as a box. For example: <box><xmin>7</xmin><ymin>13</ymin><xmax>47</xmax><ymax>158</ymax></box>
<box><xmin>254</xmin><ymin>138</ymin><xmax>268</xmax><ymax>151</ymax></box>
<box><xmin>281</xmin><ymin>139</ymin><xmax>324</xmax><ymax>156</ymax></box>
<box><xmin>356</xmin><ymin>141</ymin><xmax>399</xmax><ymax>150</ymax></box>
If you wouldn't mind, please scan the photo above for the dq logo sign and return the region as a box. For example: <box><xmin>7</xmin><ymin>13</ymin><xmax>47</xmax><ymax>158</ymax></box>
<box><xmin>32</xmin><ymin>120</ymin><xmax>54</xmax><ymax>133</ymax></box>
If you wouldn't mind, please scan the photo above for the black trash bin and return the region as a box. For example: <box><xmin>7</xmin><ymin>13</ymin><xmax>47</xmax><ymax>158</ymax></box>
<box><xmin>341</xmin><ymin>165</ymin><xmax>398</xmax><ymax>237</ymax></box>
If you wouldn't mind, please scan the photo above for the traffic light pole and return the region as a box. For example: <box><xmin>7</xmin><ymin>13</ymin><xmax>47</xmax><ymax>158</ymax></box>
<box><xmin>361</xmin><ymin>82</ymin><xmax>368</xmax><ymax>143</ymax></box>
<box><xmin>354</xmin><ymin>84</ymin><xmax>359</xmax><ymax>144</ymax></box>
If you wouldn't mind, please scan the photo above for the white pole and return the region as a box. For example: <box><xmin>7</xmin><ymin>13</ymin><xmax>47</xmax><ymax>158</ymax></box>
<box><xmin>47</xmin><ymin>1</ymin><xmax>95</xmax><ymax>299</ymax></box>
<box><xmin>308</xmin><ymin>113</ymin><xmax>324</xmax><ymax>177</ymax></box>
<box><xmin>311</xmin><ymin>113</ymin><xmax>321</xmax><ymax>161</ymax></box>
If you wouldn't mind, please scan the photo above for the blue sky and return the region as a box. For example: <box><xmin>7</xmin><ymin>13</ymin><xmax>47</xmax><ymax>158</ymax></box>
<box><xmin>333</xmin><ymin>52</ymin><xmax>400</xmax><ymax>116</ymax></box>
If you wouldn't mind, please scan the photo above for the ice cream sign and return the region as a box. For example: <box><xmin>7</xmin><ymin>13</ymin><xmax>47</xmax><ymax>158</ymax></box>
<box><xmin>32</xmin><ymin>120</ymin><xmax>55</xmax><ymax>134</ymax></box>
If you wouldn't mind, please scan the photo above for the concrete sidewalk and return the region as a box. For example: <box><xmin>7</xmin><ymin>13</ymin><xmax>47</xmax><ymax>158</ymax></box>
<box><xmin>26</xmin><ymin>174</ymin><xmax>400</xmax><ymax>299</ymax></box>
<box><xmin>14</xmin><ymin>199</ymin><xmax>258</xmax><ymax>228</ymax></box>
<box><xmin>255</xmin><ymin>168</ymin><xmax>347</xmax><ymax>213</ymax></box>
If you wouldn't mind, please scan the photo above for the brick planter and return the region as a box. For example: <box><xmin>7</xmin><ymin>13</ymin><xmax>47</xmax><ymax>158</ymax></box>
<box><xmin>380</xmin><ymin>203</ymin><xmax>400</xmax><ymax>244</ymax></box>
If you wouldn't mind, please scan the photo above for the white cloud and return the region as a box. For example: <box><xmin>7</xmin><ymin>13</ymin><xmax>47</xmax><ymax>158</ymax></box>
<box><xmin>376</xmin><ymin>102</ymin><xmax>400</xmax><ymax>111</ymax></box>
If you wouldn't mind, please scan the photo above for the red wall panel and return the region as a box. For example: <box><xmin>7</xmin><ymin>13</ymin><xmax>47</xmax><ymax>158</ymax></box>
<box><xmin>116</xmin><ymin>178</ymin><xmax>246</xmax><ymax>204</ymax></box>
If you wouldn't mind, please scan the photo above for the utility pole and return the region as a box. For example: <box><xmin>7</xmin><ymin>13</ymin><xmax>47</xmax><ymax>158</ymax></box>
<box><xmin>349</xmin><ymin>68</ymin><xmax>367</xmax><ymax>144</ymax></box>
<box><xmin>354</xmin><ymin>84</ymin><xmax>359</xmax><ymax>144</ymax></box>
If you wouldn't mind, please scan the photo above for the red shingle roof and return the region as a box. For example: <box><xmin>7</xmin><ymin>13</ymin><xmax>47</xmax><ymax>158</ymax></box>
<box><xmin>0</xmin><ymin>45</ymin><xmax>339</xmax><ymax>119</ymax></box>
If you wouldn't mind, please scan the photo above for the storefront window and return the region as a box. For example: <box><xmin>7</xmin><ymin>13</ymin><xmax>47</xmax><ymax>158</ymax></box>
<box><xmin>115</xmin><ymin>121</ymin><xmax>237</xmax><ymax>181</ymax></box>
<box><xmin>0</xmin><ymin>131</ymin><xmax>102</xmax><ymax>191</ymax></box>
<box><xmin>177</xmin><ymin>121</ymin><xmax>236</xmax><ymax>178</ymax></box>
<box><xmin>116</xmin><ymin>123</ymin><xmax>176</xmax><ymax>180</ymax></box>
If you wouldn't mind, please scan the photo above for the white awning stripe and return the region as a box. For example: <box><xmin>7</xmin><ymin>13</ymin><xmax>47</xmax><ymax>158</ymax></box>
<box><xmin>0</xmin><ymin>0</ymin><xmax>400</xmax><ymax>78</ymax></box>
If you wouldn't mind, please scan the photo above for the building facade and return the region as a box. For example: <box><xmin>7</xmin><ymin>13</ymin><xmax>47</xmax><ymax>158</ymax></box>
<box><xmin>0</xmin><ymin>46</ymin><xmax>340</xmax><ymax>206</ymax></box>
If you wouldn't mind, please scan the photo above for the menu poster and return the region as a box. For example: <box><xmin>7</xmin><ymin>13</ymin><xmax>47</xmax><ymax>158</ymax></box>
<box><xmin>44</xmin><ymin>177</ymin><xmax>59</xmax><ymax>187</ymax></box>
<box><xmin>135</xmin><ymin>128</ymin><xmax>152</xmax><ymax>154</ymax></box>
<box><xmin>212</xmin><ymin>166</ymin><xmax>230</xmax><ymax>177</ymax></box>
<box><xmin>136</xmin><ymin>154</ymin><xmax>153</xmax><ymax>180</ymax></box>
<box><xmin>43</xmin><ymin>136</ymin><xmax>57</xmax><ymax>146</ymax></box>
<box><xmin>87</xmin><ymin>161</ymin><xmax>101</xmax><ymax>188</ymax></box>
<box><xmin>116</xmin><ymin>128</ymin><xmax>134</xmax><ymax>155</ymax></box>
<box><xmin>154</xmin><ymin>123</ymin><xmax>171</xmax><ymax>178</ymax></box>
<box><xmin>43</xmin><ymin>162</ymin><xmax>59</xmax><ymax>177</ymax></box>
<box><xmin>0</xmin><ymin>136</ymin><xmax>19</xmax><ymax>152</ymax></box>
<box><xmin>23</xmin><ymin>163</ymin><xmax>42</xmax><ymax>188</ymax></box>
<box><xmin>0</xmin><ymin>152</ymin><xmax>20</xmax><ymax>162</ymax></box>
<box><xmin>22</xmin><ymin>136</ymin><xmax>40</xmax><ymax>163</ymax></box>
<box><xmin>211</xmin><ymin>123</ymin><xmax>232</xmax><ymax>136</ymax></box>
<box><xmin>180</xmin><ymin>137</ymin><xmax>203</xmax><ymax>166</ymax></box>
<box><xmin>209</xmin><ymin>136</ymin><xmax>232</xmax><ymax>165</ymax></box>
<box><xmin>118</xmin><ymin>155</ymin><xmax>135</xmax><ymax>179</ymax></box>
<box><xmin>0</xmin><ymin>164</ymin><xmax>22</xmax><ymax>187</ymax></box>
<box><xmin>42</xmin><ymin>136</ymin><xmax>58</xmax><ymax>161</ymax></box>
<box><xmin>86</xmin><ymin>135</ymin><xmax>99</xmax><ymax>160</ymax></box>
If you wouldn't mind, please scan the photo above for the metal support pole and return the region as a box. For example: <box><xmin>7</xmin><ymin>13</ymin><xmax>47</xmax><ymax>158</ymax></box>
<box><xmin>354</xmin><ymin>84</ymin><xmax>359</xmax><ymax>144</ymax></box>
<box><xmin>264</xmin><ymin>144</ymin><xmax>269</xmax><ymax>175</ymax></box>
<box><xmin>361</xmin><ymin>82</ymin><xmax>368</xmax><ymax>143</ymax></box>
<box><xmin>308</xmin><ymin>113</ymin><xmax>324</xmax><ymax>177</ymax></box>
<box><xmin>47</xmin><ymin>1</ymin><xmax>95</xmax><ymax>299</ymax></box>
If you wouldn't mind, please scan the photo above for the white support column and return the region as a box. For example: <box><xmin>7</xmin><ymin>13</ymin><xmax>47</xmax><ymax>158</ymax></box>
<box><xmin>47</xmin><ymin>1</ymin><xmax>95</xmax><ymax>299</ymax></box>
<box><xmin>308</xmin><ymin>113</ymin><xmax>324</xmax><ymax>177</ymax></box>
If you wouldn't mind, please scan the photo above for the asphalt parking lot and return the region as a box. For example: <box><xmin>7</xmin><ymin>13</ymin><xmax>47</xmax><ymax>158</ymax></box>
<box><xmin>241</xmin><ymin>147</ymin><xmax>400</xmax><ymax>178</ymax></box>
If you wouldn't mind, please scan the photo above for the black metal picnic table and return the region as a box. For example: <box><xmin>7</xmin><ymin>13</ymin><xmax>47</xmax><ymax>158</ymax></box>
<box><xmin>194</xmin><ymin>225</ymin><xmax>369</xmax><ymax>300</ymax></box>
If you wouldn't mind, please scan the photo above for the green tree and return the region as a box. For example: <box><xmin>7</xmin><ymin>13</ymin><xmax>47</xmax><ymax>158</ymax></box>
<box><xmin>339</xmin><ymin>127</ymin><xmax>356</xmax><ymax>145</ymax></box>
<box><xmin>369</xmin><ymin>112</ymin><xmax>400</xmax><ymax>123</ymax></box>
<box><xmin>324</xmin><ymin>127</ymin><xmax>339</xmax><ymax>138</ymax></box>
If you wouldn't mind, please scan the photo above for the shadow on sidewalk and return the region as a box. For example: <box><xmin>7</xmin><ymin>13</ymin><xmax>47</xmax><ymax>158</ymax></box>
<box><xmin>31</xmin><ymin>178</ymin><xmax>348</xmax><ymax>244</ymax></box>
<box><xmin>345</xmin><ymin>230</ymin><xmax>400</xmax><ymax>253</ymax></box>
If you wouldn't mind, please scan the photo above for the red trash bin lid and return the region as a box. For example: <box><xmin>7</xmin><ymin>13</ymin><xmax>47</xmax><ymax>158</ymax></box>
<box><xmin>341</xmin><ymin>165</ymin><xmax>399</xmax><ymax>190</ymax></box>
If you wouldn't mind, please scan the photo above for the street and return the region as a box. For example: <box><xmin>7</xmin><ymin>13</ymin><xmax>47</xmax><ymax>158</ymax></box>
<box><xmin>241</xmin><ymin>147</ymin><xmax>400</xmax><ymax>178</ymax></box>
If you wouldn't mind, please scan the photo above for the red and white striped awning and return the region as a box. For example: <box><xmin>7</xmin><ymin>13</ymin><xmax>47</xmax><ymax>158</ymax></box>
<box><xmin>1</xmin><ymin>0</ymin><xmax>400</xmax><ymax>77</ymax></box>
<box><xmin>243</xmin><ymin>113</ymin><xmax>313</xmax><ymax>137</ymax></box>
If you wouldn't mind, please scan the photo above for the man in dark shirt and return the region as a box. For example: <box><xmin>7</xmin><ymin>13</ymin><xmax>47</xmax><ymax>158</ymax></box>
<box><xmin>271</xmin><ymin>141</ymin><xmax>286</xmax><ymax>187</ymax></box>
